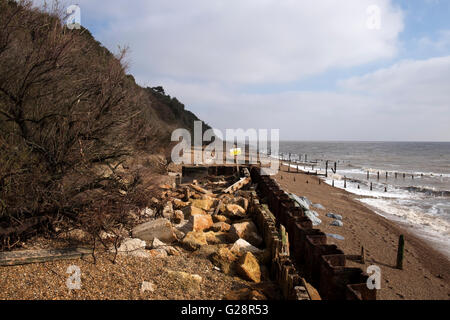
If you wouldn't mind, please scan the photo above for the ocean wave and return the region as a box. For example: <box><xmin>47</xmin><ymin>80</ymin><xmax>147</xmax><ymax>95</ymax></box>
<box><xmin>400</xmin><ymin>186</ymin><xmax>450</xmax><ymax>197</ymax></box>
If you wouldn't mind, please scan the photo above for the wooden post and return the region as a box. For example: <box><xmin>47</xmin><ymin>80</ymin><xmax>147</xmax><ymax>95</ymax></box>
<box><xmin>361</xmin><ymin>246</ymin><xmax>365</xmax><ymax>264</ymax></box>
<box><xmin>367</xmin><ymin>171</ymin><xmax>370</xmax><ymax>180</ymax></box>
<box><xmin>332</xmin><ymin>180</ymin><xmax>335</xmax><ymax>187</ymax></box>
<box><xmin>395</xmin><ymin>172</ymin><xmax>398</xmax><ymax>179</ymax></box>
<box><xmin>386</xmin><ymin>172</ymin><xmax>388</xmax><ymax>180</ymax></box>
<box><xmin>297</xmin><ymin>162</ymin><xmax>299</xmax><ymax>173</ymax></box>
<box><xmin>305</xmin><ymin>154</ymin><xmax>308</xmax><ymax>162</ymax></box>
<box><xmin>377</xmin><ymin>172</ymin><xmax>380</xmax><ymax>180</ymax></box>
<box><xmin>288</xmin><ymin>153</ymin><xmax>291</xmax><ymax>172</ymax></box>
<box><xmin>403</xmin><ymin>173</ymin><xmax>406</xmax><ymax>179</ymax></box>
<box><xmin>334</xmin><ymin>162</ymin><xmax>337</xmax><ymax>173</ymax></box>
<box><xmin>370</xmin><ymin>182</ymin><xmax>373</xmax><ymax>191</ymax></box>
<box><xmin>396</xmin><ymin>235</ymin><xmax>405</xmax><ymax>270</ymax></box>
<box><xmin>344</xmin><ymin>176</ymin><xmax>347</xmax><ymax>189</ymax></box>
<box><xmin>325</xmin><ymin>161</ymin><xmax>329</xmax><ymax>178</ymax></box>
<box><xmin>385</xmin><ymin>186</ymin><xmax>387</xmax><ymax>192</ymax></box>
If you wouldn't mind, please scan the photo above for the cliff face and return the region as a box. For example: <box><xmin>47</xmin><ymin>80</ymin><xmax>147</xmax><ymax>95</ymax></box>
<box><xmin>0</xmin><ymin>0</ymin><xmax>210</xmax><ymax>246</ymax></box>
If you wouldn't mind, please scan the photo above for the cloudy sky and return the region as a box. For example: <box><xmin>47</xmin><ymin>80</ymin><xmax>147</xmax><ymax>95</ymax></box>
<box><xmin>37</xmin><ymin>0</ymin><xmax>450</xmax><ymax>141</ymax></box>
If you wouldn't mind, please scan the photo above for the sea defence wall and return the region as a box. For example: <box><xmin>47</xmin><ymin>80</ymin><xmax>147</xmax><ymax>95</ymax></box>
<box><xmin>249</xmin><ymin>166</ymin><xmax>377</xmax><ymax>300</ymax></box>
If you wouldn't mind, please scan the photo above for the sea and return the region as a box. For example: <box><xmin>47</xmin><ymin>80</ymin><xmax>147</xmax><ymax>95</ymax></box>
<box><xmin>278</xmin><ymin>141</ymin><xmax>450</xmax><ymax>259</ymax></box>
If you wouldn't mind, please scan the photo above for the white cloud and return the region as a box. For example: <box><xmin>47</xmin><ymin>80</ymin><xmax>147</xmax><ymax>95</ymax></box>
<box><xmin>53</xmin><ymin>0</ymin><xmax>404</xmax><ymax>85</ymax></box>
<box><xmin>163</xmin><ymin>56</ymin><xmax>450</xmax><ymax>141</ymax></box>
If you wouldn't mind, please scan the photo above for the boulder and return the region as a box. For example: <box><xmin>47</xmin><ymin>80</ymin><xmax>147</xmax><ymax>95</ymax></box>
<box><xmin>236</xmin><ymin>252</ymin><xmax>261</xmax><ymax>283</ymax></box>
<box><xmin>173</xmin><ymin>210</ymin><xmax>184</xmax><ymax>224</ymax></box>
<box><xmin>232</xmin><ymin>197</ymin><xmax>249</xmax><ymax>211</ymax></box>
<box><xmin>212</xmin><ymin>215</ymin><xmax>230</xmax><ymax>223</ymax></box>
<box><xmin>172</xmin><ymin>198</ymin><xmax>190</xmax><ymax>209</ymax></box>
<box><xmin>190</xmin><ymin>199</ymin><xmax>214</xmax><ymax>211</ymax></box>
<box><xmin>305</xmin><ymin>210</ymin><xmax>322</xmax><ymax>226</ymax></box>
<box><xmin>289</xmin><ymin>194</ymin><xmax>311</xmax><ymax>210</ymax></box>
<box><xmin>229</xmin><ymin>221</ymin><xmax>263</xmax><ymax>247</ymax></box>
<box><xmin>190</xmin><ymin>214</ymin><xmax>214</xmax><ymax>232</ymax></box>
<box><xmin>210</xmin><ymin>247</ymin><xmax>238</xmax><ymax>275</ymax></box>
<box><xmin>151</xmin><ymin>238</ymin><xmax>166</xmax><ymax>249</ymax></box>
<box><xmin>182</xmin><ymin>231</ymin><xmax>208</xmax><ymax>251</ymax></box>
<box><xmin>327</xmin><ymin>213</ymin><xmax>343</xmax><ymax>221</ymax></box>
<box><xmin>162</xmin><ymin>202</ymin><xmax>174</xmax><ymax>219</ymax></box>
<box><xmin>230</xmin><ymin>239</ymin><xmax>263</xmax><ymax>255</ymax></box>
<box><xmin>204</xmin><ymin>231</ymin><xmax>229</xmax><ymax>245</ymax></box>
<box><xmin>331</xmin><ymin>220</ymin><xmax>344</xmax><ymax>227</ymax></box>
<box><xmin>114</xmin><ymin>238</ymin><xmax>149</xmax><ymax>259</ymax></box>
<box><xmin>182</xmin><ymin>205</ymin><xmax>207</xmax><ymax>218</ymax></box>
<box><xmin>225</xmin><ymin>204</ymin><xmax>246</xmax><ymax>217</ymax></box>
<box><xmin>210</xmin><ymin>222</ymin><xmax>231</xmax><ymax>232</ymax></box>
<box><xmin>312</xmin><ymin>203</ymin><xmax>325</xmax><ymax>210</ymax></box>
<box><xmin>132</xmin><ymin>219</ymin><xmax>177</xmax><ymax>244</ymax></box>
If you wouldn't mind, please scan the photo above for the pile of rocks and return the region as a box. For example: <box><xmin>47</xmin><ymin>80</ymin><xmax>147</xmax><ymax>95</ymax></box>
<box><xmin>118</xmin><ymin>177</ymin><xmax>269</xmax><ymax>286</ymax></box>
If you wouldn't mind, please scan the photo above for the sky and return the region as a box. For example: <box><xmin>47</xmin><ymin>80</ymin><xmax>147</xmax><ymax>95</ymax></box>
<box><xmin>35</xmin><ymin>0</ymin><xmax>450</xmax><ymax>141</ymax></box>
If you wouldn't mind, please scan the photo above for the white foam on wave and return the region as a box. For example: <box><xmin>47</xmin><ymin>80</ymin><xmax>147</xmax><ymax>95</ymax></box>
<box><xmin>359</xmin><ymin>198</ymin><xmax>450</xmax><ymax>258</ymax></box>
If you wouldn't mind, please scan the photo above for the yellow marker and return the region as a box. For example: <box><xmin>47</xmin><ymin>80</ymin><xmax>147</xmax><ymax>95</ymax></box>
<box><xmin>230</xmin><ymin>148</ymin><xmax>242</xmax><ymax>157</ymax></box>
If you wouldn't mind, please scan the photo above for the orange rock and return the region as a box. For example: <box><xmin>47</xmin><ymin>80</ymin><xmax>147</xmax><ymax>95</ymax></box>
<box><xmin>190</xmin><ymin>214</ymin><xmax>214</xmax><ymax>232</ymax></box>
<box><xmin>236</xmin><ymin>252</ymin><xmax>261</xmax><ymax>283</ymax></box>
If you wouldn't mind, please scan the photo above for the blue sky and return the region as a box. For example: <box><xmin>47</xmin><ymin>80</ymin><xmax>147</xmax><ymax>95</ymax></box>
<box><xmin>35</xmin><ymin>0</ymin><xmax>450</xmax><ymax>141</ymax></box>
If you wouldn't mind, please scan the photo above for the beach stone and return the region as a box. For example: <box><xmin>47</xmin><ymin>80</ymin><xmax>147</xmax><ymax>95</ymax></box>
<box><xmin>182</xmin><ymin>231</ymin><xmax>208</xmax><ymax>251</ymax></box>
<box><xmin>116</xmin><ymin>238</ymin><xmax>146</xmax><ymax>252</ymax></box>
<box><xmin>210</xmin><ymin>247</ymin><xmax>238</xmax><ymax>275</ymax></box>
<box><xmin>173</xmin><ymin>210</ymin><xmax>184</xmax><ymax>224</ymax></box>
<box><xmin>229</xmin><ymin>221</ymin><xmax>263</xmax><ymax>247</ymax></box>
<box><xmin>305</xmin><ymin>210</ymin><xmax>322</xmax><ymax>226</ymax></box>
<box><xmin>151</xmin><ymin>238</ymin><xmax>166</xmax><ymax>249</ymax></box>
<box><xmin>289</xmin><ymin>194</ymin><xmax>311</xmax><ymax>210</ymax></box>
<box><xmin>232</xmin><ymin>197</ymin><xmax>249</xmax><ymax>211</ymax></box>
<box><xmin>312</xmin><ymin>203</ymin><xmax>325</xmax><ymax>210</ymax></box>
<box><xmin>236</xmin><ymin>252</ymin><xmax>261</xmax><ymax>283</ymax></box>
<box><xmin>230</xmin><ymin>239</ymin><xmax>263</xmax><ymax>255</ymax></box>
<box><xmin>182</xmin><ymin>205</ymin><xmax>207</xmax><ymax>218</ymax></box>
<box><xmin>210</xmin><ymin>222</ymin><xmax>231</xmax><ymax>232</ymax></box>
<box><xmin>172</xmin><ymin>198</ymin><xmax>190</xmax><ymax>209</ymax></box>
<box><xmin>190</xmin><ymin>199</ymin><xmax>214</xmax><ymax>211</ymax></box>
<box><xmin>132</xmin><ymin>219</ymin><xmax>177</xmax><ymax>244</ymax></box>
<box><xmin>114</xmin><ymin>238</ymin><xmax>149</xmax><ymax>259</ymax></box>
<box><xmin>162</xmin><ymin>202</ymin><xmax>174</xmax><ymax>219</ymax></box>
<box><xmin>226</xmin><ymin>204</ymin><xmax>246</xmax><ymax>217</ymax></box>
<box><xmin>327</xmin><ymin>213</ymin><xmax>343</xmax><ymax>221</ymax></box>
<box><xmin>148</xmin><ymin>248</ymin><xmax>168</xmax><ymax>258</ymax></box>
<box><xmin>326</xmin><ymin>233</ymin><xmax>345</xmax><ymax>241</ymax></box>
<box><xmin>190</xmin><ymin>214</ymin><xmax>214</xmax><ymax>232</ymax></box>
<box><xmin>331</xmin><ymin>220</ymin><xmax>344</xmax><ymax>227</ymax></box>
<box><xmin>140</xmin><ymin>281</ymin><xmax>155</xmax><ymax>293</ymax></box>
<box><xmin>205</xmin><ymin>231</ymin><xmax>229</xmax><ymax>245</ymax></box>
<box><xmin>213</xmin><ymin>215</ymin><xmax>230</xmax><ymax>223</ymax></box>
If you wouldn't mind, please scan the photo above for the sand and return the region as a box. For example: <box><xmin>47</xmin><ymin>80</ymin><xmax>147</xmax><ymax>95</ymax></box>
<box><xmin>275</xmin><ymin>164</ymin><xmax>450</xmax><ymax>300</ymax></box>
